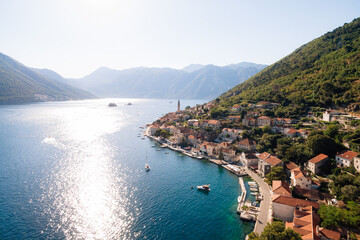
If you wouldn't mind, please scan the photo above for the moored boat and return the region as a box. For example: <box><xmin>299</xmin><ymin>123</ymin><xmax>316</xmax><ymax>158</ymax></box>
<box><xmin>197</xmin><ymin>185</ymin><xmax>210</xmax><ymax>191</ymax></box>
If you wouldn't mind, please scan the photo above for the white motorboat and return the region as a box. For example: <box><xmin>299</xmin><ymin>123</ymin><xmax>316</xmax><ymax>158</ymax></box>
<box><xmin>238</xmin><ymin>196</ymin><xmax>241</xmax><ymax>203</ymax></box>
<box><xmin>250</xmin><ymin>192</ymin><xmax>258</xmax><ymax>196</ymax></box>
<box><xmin>250</xmin><ymin>188</ymin><xmax>258</xmax><ymax>192</ymax></box>
<box><xmin>197</xmin><ymin>185</ymin><xmax>210</xmax><ymax>191</ymax></box>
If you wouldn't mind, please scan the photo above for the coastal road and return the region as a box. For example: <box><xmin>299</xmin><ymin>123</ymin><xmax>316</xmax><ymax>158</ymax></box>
<box><xmin>243</xmin><ymin>168</ymin><xmax>272</xmax><ymax>234</ymax></box>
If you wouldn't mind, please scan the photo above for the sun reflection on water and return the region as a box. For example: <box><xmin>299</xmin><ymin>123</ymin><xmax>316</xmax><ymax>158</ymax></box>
<box><xmin>37</xmin><ymin>101</ymin><xmax>140</xmax><ymax>239</ymax></box>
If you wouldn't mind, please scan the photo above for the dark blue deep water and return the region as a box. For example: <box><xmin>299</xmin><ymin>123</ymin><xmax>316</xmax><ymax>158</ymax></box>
<box><xmin>0</xmin><ymin>99</ymin><xmax>254</xmax><ymax>239</ymax></box>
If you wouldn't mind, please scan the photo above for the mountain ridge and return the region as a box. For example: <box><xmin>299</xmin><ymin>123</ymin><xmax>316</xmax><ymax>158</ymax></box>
<box><xmin>0</xmin><ymin>52</ymin><xmax>95</xmax><ymax>104</ymax></box>
<box><xmin>64</xmin><ymin>62</ymin><xmax>267</xmax><ymax>99</ymax></box>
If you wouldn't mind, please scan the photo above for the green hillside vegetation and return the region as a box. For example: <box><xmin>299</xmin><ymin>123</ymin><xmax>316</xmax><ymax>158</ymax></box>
<box><xmin>0</xmin><ymin>53</ymin><xmax>95</xmax><ymax>104</ymax></box>
<box><xmin>220</xmin><ymin>17</ymin><xmax>360</xmax><ymax>113</ymax></box>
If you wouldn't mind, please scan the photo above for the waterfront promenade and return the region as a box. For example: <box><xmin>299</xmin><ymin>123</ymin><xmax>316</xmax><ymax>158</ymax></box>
<box><xmin>145</xmin><ymin>126</ymin><xmax>271</xmax><ymax>235</ymax></box>
<box><xmin>243</xmin><ymin>168</ymin><xmax>272</xmax><ymax>234</ymax></box>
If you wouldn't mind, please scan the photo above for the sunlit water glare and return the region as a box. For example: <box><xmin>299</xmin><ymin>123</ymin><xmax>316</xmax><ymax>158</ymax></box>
<box><xmin>0</xmin><ymin>99</ymin><xmax>254</xmax><ymax>240</ymax></box>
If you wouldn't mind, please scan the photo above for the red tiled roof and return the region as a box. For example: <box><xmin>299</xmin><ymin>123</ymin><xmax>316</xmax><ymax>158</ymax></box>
<box><xmin>309</xmin><ymin>153</ymin><xmax>328</xmax><ymax>164</ymax></box>
<box><xmin>287</xmin><ymin>128</ymin><xmax>297</xmax><ymax>134</ymax></box>
<box><xmin>292</xmin><ymin>167</ymin><xmax>310</xmax><ymax>180</ymax></box>
<box><xmin>238</xmin><ymin>138</ymin><xmax>256</xmax><ymax>146</ymax></box>
<box><xmin>319</xmin><ymin>228</ymin><xmax>341</xmax><ymax>240</ymax></box>
<box><xmin>272</xmin><ymin>195</ymin><xmax>319</xmax><ymax>208</ymax></box>
<box><xmin>336</xmin><ymin>150</ymin><xmax>359</xmax><ymax>160</ymax></box>
<box><xmin>259</xmin><ymin>152</ymin><xmax>282</xmax><ymax>166</ymax></box>
<box><xmin>285</xmin><ymin>162</ymin><xmax>299</xmax><ymax>170</ymax></box>
<box><xmin>258</xmin><ymin>116</ymin><xmax>271</xmax><ymax>120</ymax></box>
<box><xmin>286</xmin><ymin>206</ymin><xmax>320</xmax><ymax>240</ymax></box>
<box><xmin>208</xmin><ymin>120</ymin><xmax>221</xmax><ymax>125</ymax></box>
<box><xmin>272</xmin><ymin>181</ymin><xmax>291</xmax><ymax>196</ymax></box>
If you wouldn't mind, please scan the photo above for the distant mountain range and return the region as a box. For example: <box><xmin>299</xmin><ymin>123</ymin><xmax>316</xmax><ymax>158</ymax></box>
<box><xmin>0</xmin><ymin>53</ymin><xmax>94</xmax><ymax>104</ymax></box>
<box><xmin>0</xmin><ymin>51</ymin><xmax>266</xmax><ymax>103</ymax></box>
<box><xmin>61</xmin><ymin>62</ymin><xmax>267</xmax><ymax>99</ymax></box>
<box><xmin>221</xmin><ymin>17</ymin><xmax>360</xmax><ymax>112</ymax></box>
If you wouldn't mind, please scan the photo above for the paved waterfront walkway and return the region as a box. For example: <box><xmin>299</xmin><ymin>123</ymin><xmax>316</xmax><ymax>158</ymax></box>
<box><xmin>243</xmin><ymin>168</ymin><xmax>272</xmax><ymax>234</ymax></box>
<box><xmin>145</xmin><ymin>126</ymin><xmax>272</xmax><ymax>233</ymax></box>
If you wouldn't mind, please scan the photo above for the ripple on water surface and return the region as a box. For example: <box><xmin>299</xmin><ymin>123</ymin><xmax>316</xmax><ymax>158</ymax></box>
<box><xmin>0</xmin><ymin>99</ymin><xmax>254</xmax><ymax>239</ymax></box>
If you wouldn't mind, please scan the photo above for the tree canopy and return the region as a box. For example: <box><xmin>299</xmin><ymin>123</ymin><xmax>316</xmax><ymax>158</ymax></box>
<box><xmin>248</xmin><ymin>221</ymin><xmax>302</xmax><ymax>240</ymax></box>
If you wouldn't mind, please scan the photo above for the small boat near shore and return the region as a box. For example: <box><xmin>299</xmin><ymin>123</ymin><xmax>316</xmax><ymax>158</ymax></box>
<box><xmin>145</xmin><ymin>151</ymin><xmax>150</xmax><ymax>171</ymax></box>
<box><xmin>197</xmin><ymin>185</ymin><xmax>210</xmax><ymax>191</ymax></box>
<box><xmin>250</xmin><ymin>188</ymin><xmax>258</xmax><ymax>192</ymax></box>
<box><xmin>108</xmin><ymin>103</ymin><xmax>117</xmax><ymax>107</ymax></box>
<box><xmin>238</xmin><ymin>196</ymin><xmax>241</xmax><ymax>203</ymax></box>
<box><xmin>251</xmin><ymin>192</ymin><xmax>258</xmax><ymax>196</ymax></box>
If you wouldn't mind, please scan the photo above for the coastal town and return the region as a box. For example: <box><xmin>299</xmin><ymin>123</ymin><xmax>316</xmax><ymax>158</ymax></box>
<box><xmin>145</xmin><ymin>100</ymin><xmax>360</xmax><ymax>240</ymax></box>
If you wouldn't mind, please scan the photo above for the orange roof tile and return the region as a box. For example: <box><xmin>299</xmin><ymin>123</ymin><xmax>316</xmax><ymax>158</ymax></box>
<box><xmin>272</xmin><ymin>195</ymin><xmax>319</xmax><ymax>208</ymax></box>
<box><xmin>259</xmin><ymin>152</ymin><xmax>282</xmax><ymax>166</ymax></box>
<box><xmin>285</xmin><ymin>162</ymin><xmax>299</xmax><ymax>170</ymax></box>
<box><xmin>272</xmin><ymin>181</ymin><xmax>291</xmax><ymax>196</ymax></box>
<box><xmin>287</xmin><ymin>128</ymin><xmax>297</xmax><ymax>134</ymax></box>
<box><xmin>208</xmin><ymin>120</ymin><xmax>220</xmax><ymax>125</ymax></box>
<box><xmin>286</xmin><ymin>206</ymin><xmax>321</xmax><ymax>240</ymax></box>
<box><xmin>309</xmin><ymin>153</ymin><xmax>328</xmax><ymax>164</ymax></box>
<box><xmin>238</xmin><ymin>138</ymin><xmax>256</xmax><ymax>146</ymax></box>
<box><xmin>336</xmin><ymin>150</ymin><xmax>359</xmax><ymax>160</ymax></box>
<box><xmin>319</xmin><ymin>228</ymin><xmax>341</xmax><ymax>240</ymax></box>
<box><xmin>292</xmin><ymin>167</ymin><xmax>310</xmax><ymax>180</ymax></box>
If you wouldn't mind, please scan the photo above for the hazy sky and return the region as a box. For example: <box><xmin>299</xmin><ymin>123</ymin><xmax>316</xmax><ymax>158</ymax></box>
<box><xmin>0</xmin><ymin>0</ymin><xmax>359</xmax><ymax>78</ymax></box>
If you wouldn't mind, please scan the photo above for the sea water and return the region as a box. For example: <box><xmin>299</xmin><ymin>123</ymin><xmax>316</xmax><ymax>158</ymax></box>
<box><xmin>0</xmin><ymin>98</ymin><xmax>254</xmax><ymax>239</ymax></box>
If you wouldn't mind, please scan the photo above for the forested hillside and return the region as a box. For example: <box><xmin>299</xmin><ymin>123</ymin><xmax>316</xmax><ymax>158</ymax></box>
<box><xmin>221</xmin><ymin>17</ymin><xmax>360</xmax><ymax>112</ymax></box>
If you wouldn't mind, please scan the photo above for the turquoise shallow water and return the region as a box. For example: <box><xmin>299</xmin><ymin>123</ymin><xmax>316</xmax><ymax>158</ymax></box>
<box><xmin>0</xmin><ymin>98</ymin><xmax>254</xmax><ymax>239</ymax></box>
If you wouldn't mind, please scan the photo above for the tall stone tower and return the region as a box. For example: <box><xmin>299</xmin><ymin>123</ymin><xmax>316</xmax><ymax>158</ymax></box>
<box><xmin>177</xmin><ymin>99</ymin><xmax>180</xmax><ymax>112</ymax></box>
